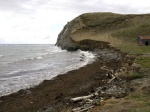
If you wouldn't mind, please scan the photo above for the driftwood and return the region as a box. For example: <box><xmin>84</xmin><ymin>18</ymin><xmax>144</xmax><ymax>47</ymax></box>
<box><xmin>101</xmin><ymin>66</ymin><xmax>114</xmax><ymax>74</ymax></box>
<box><xmin>71</xmin><ymin>66</ymin><xmax>128</xmax><ymax>112</ymax></box>
<box><xmin>108</xmin><ymin>71</ymin><xmax>121</xmax><ymax>83</ymax></box>
<box><xmin>71</xmin><ymin>92</ymin><xmax>99</xmax><ymax>102</ymax></box>
<box><xmin>72</xmin><ymin>105</ymin><xmax>94</xmax><ymax>112</ymax></box>
<box><xmin>71</xmin><ymin>92</ymin><xmax>100</xmax><ymax>112</ymax></box>
<box><xmin>84</xmin><ymin>99</ymin><xmax>93</xmax><ymax>103</ymax></box>
<box><xmin>101</xmin><ymin>66</ymin><xmax>122</xmax><ymax>83</ymax></box>
<box><xmin>108</xmin><ymin>76</ymin><xmax>116</xmax><ymax>83</ymax></box>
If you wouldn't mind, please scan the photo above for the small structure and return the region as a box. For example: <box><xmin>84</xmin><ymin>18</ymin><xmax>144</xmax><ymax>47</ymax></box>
<box><xmin>136</xmin><ymin>36</ymin><xmax>150</xmax><ymax>46</ymax></box>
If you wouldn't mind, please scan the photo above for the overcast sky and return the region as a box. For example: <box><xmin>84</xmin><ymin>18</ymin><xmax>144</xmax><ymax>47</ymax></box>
<box><xmin>0</xmin><ymin>0</ymin><xmax>150</xmax><ymax>44</ymax></box>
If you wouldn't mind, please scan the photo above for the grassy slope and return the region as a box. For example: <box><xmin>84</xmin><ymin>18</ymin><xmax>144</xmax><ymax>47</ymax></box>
<box><xmin>74</xmin><ymin>12</ymin><xmax>150</xmax><ymax>67</ymax></box>
<box><xmin>107</xmin><ymin>14</ymin><xmax>150</xmax><ymax>112</ymax></box>
<box><xmin>76</xmin><ymin>13</ymin><xmax>150</xmax><ymax>112</ymax></box>
<box><xmin>114</xmin><ymin>33</ymin><xmax>150</xmax><ymax>112</ymax></box>
<box><xmin>79</xmin><ymin>12</ymin><xmax>150</xmax><ymax>63</ymax></box>
<box><xmin>111</xmin><ymin>22</ymin><xmax>150</xmax><ymax>54</ymax></box>
<box><xmin>110</xmin><ymin>18</ymin><xmax>150</xmax><ymax>112</ymax></box>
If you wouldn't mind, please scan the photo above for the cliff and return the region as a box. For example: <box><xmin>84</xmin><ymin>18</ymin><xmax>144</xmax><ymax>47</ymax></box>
<box><xmin>56</xmin><ymin>12</ymin><xmax>150</xmax><ymax>50</ymax></box>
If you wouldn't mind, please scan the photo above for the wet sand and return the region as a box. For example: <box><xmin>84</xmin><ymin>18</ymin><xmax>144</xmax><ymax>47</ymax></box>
<box><xmin>0</xmin><ymin>49</ymin><xmax>127</xmax><ymax>112</ymax></box>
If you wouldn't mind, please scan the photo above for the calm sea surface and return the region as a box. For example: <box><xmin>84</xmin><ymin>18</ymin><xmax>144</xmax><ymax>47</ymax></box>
<box><xmin>0</xmin><ymin>44</ymin><xmax>95</xmax><ymax>96</ymax></box>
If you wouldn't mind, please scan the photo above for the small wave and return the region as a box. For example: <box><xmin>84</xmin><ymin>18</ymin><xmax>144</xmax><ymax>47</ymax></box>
<box><xmin>84</xmin><ymin>52</ymin><xmax>95</xmax><ymax>59</ymax></box>
<box><xmin>35</xmin><ymin>56</ymin><xmax>43</xmax><ymax>60</ymax></box>
<box><xmin>19</xmin><ymin>56</ymin><xmax>43</xmax><ymax>62</ymax></box>
<box><xmin>7</xmin><ymin>70</ymin><xmax>22</xmax><ymax>75</ymax></box>
<box><xmin>24</xmin><ymin>56</ymin><xmax>43</xmax><ymax>61</ymax></box>
<box><xmin>78</xmin><ymin>50</ymin><xmax>96</xmax><ymax>59</ymax></box>
<box><xmin>7</xmin><ymin>67</ymin><xmax>45</xmax><ymax>77</ymax></box>
<box><xmin>8</xmin><ymin>56</ymin><xmax>44</xmax><ymax>64</ymax></box>
<box><xmin>0</xmin><ymin>55</ymin><xmax>3</xmax><ymax>58</ymax></box>
<box><xmin>51</xmin><ymin>46</ymin><xmax>66</xmax><ymax>53</ymax></box>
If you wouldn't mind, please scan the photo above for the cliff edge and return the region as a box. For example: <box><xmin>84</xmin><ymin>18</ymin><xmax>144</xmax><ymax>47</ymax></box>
<box><xmin>56</xmin><ymin>12</ymin><xmax>150</xmax><ymax>50</ymax></box>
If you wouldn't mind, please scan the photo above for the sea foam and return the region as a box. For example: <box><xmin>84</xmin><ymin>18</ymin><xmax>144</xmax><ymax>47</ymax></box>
<box><xmin>0</xmin><ymin>45</ymin><xmax>96</xmax><ymax>97</ymax></box>
<box><xmin>0</xmin><ymin>55</ymin><xmax>3</xmax><ymax>58</ymax></box>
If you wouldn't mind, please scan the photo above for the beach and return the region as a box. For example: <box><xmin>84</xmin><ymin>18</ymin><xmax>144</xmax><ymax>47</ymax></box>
<box><xmin>0</xmin><ymin>48</ymin><xmax>129</xmax><ymax>112</ymax></box>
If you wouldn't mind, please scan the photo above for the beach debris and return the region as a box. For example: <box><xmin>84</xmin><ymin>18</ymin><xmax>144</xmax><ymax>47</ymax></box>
<box><xmin>101</xmin><ymin>66</ymin><xmax>122</xmax><ymax>83</ymax></box>
<box><xmin>72</xmin><ymin>105</ymin><xmax>94</xmax><ymax>112</ymax></box>
<box><xmin>71</xmin><ymin>86</ymin><xmax>127</xmax><ymax>111</ymax></box>
<box><xmin>71</xmin><ymin>91</ymin><xmax>105</xmax><ymax>112</ymax></box>
<box><xmin>101</xmin><ymin>65</ymin><xmax>134</xmax><ymax>83</ymax></box>
<box><xmin>71</xmin><ymin>93</ymin><xmax>99</xmax><ymax>102</ymax></box>
<box><xmin>71</xmin><ymin>69</ymin><xmax>128</xmax><ymax>112</ymax></box>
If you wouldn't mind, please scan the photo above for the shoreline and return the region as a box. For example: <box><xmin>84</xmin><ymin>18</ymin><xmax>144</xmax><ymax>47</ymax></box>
<box><xmin>0</xmin><ymin>48</ymin><xmax>129</xmax><ymax>112</ymax></box>
<box><xmin>0</xmin><ymin>48</ymin><xmax>95</xmax><ymax>97</ymax></box>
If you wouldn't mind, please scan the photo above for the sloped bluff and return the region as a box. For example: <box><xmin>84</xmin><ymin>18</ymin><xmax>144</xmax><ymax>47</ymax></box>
<box><xmin>56</xmin><ymin>12</ymin><xmax>150</xmax><ymax>51</ymax></box>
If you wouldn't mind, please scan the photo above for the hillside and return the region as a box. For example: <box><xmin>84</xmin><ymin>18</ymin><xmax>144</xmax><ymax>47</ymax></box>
<box><xmin>0</xmin><ymin>12</ymin><xmax>149</xmax><ymax>112</ymax></box>
<box><xmin>56</xmin><ymin>12</ymin><xmax>150</xmax><ymax>50</ymax></box>
<box><xmin>55</xmin><ymin>12</ymin><xmax>150</xmax><ymax>112</ymax></box>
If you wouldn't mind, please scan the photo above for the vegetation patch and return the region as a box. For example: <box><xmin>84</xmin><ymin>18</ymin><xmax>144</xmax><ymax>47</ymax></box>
<box><xmin>129</xmin><ymin>106</ymin><xmax>150</xmax><ymax>112</ymax></box>
<box><xmin>111</xmin><ymin>23</ymin><xmax>150</xmax><ymax>42</ymax></box>
<box><xmin>127</xmin><ymin>92</ymin><xmax>150</xmax><ymax>112</ymax></box>
<box><xmin>134</xmin><ymin>57</ymin><xmax>150</xmax><ymax>68</ymax></box>
<box><xmin>127</xmin><ymin>73</ymin><xmax>143</xmax><ymax>80</ymax></box>
<box><xmin>116</xmin><ymin>44</ymin><xmax>150</xmax><ymax>55</ymax></box>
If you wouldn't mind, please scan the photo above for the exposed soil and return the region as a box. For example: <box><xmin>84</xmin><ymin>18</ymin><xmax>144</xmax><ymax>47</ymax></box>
<box><xmin>0</xmin><ymin>48</ymin><xmax>132</xmax><ymax>112</ymax></box>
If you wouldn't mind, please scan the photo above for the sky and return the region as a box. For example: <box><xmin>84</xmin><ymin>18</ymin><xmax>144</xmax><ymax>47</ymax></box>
<box><xmin>0</xmin><ymin>0</ymin><xmax>150</xmax><ymax>44</ymax></box>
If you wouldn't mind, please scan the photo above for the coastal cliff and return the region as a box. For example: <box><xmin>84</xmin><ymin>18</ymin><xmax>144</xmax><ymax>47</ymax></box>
<box><xmin>56</xmin><ymin>12</ymin><xmax>150</xmax><ymax>50</ymax></box>
<box><xmin>0</xmin><ymin>12</ymin><xmax>150</xmax><ymax>112</ymax></box>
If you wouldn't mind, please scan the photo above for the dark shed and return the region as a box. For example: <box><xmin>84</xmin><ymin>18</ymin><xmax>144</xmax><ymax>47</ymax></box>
<box><xmin>137</xmin><ymin>36</ymin><xmax>150</xmax><ymax>46</ymax></box>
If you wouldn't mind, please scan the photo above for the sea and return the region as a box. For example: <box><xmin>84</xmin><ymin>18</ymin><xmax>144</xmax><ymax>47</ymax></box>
<box><xmin>0</xmin><ymin>44</ymin><xmax>95</xmax><ymax>97</ymax></box>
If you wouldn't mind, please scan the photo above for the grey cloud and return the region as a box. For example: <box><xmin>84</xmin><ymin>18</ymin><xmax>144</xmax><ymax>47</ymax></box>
<box><xmin>62</xmin><ymin>0</ymin><xmax>142</xmax><ymax>14</ymax></box>
<box><xmin>0</xmin><ymin>0</ymin><xmax>50</xmax><ymax>14</ymax></box>
<box><xmin>0</xmin><ymin>0</ymin><xmax>28</xmax><ymax>13</ymax></box>
<box><xmin>104</xmin><ymin>3</ymin><xmax>141</xmax><ymax>14</ymax></box>
<box><xmin>0</xmin><ymin>0</ymin><xmax>148</xmax><ymax>15</ymax></box>
<box><xmin>48</xmin><ymin>0</ymin><xmax>148</xmax><ymax>14</ymax></box>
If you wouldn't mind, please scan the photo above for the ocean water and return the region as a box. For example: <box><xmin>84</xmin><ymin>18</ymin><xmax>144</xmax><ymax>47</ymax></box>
<box><xmin>0</xmin><ymin>44</ymin><xmax>95</xmax><ymax>97</ymax></box>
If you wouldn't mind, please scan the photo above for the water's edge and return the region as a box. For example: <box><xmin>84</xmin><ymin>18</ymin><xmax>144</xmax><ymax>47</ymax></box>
<box><xmin>0</xmin><ymin>45</ymin><xmax>96</xmax><ymax>97</ymax></box>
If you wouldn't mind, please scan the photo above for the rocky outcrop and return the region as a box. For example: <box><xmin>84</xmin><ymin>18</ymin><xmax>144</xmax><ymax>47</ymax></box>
<box><xmin>55</xmin><ymin>21</ymin><xmax>80</xmax><ymax>51</ymax></box>
<box><xmin>55</xmin><ymin>12</ymin><xmax>150</xmax><ymax>51</ymax></box>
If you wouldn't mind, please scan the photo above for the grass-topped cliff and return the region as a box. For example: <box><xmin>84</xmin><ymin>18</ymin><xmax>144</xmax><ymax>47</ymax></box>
<box><xmin>56</xmin><ymin>12</ymin><xmax>150</xmax><ymax>51</ymax></box>
<box><xmin>56</xmin><ymin>12</ymin><xmax>150</xmax><ymax>112</ymax></box>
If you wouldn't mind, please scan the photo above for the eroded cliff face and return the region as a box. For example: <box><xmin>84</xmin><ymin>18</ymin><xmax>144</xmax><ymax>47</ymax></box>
<box><xmin>55</xmin><ymin>21</ymin><xmax>80</xmax><ymax>51</ymax></box>
<box><xmin>56</xmin><ymin>12</ymin><xmax>150</xmax><ymax>51</ymax></box>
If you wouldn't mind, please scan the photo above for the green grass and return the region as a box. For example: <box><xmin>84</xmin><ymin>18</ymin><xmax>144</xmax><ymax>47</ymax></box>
<box><xmin>80</xmin><ymin>12</ymin><xmax>121</xmax><ymax>26</ymax></box>
<box><xmin>129</xmin><ymin>92</ymin><xmax>149</xmax><ymax>101</ymax></box>
<box><xmin>117</xmin><ymin>44</ymin><xmax>150</xmax><ymax>54</ymax></box>
<box><xmin>127</xmin><ymin>73</ymin><xmax>143</xmax><ymax>80</ymax></box>
<box><xmin>127</xmin><ymin>92</ymin><xmax>150</xmax><ymax>112</ymax></box>
<box><xmin>117</xmin><ymin>41</ymin><xmax>150</xmax><ymax>69</ymax></box>
<box><xmin>111</xmin><ymin>23</ymin><xmax>150</xmax><ymax>42</ymax></box>
<box><xmin>112</xmin><ymin>28</ymin><xmax>150</xmax><ymax>110</ymax></box>
<box><xmin>129</xmin><ymin>107</ymin><xmax>150</xmax><ymax>112</ymax></box>
<box><xmin>115</xmin><ymin>36</ymin><xmax>150</xmax><ymax>68</ymax></box>
<box><xmin>134</xmin><ymin>57</ymin><xmax>150</xmax><ymax>68</ymax></box>
<box><xmin>79</xmin><ymin>13</ymin><xmax>150</xmax><ymax>112</ymax></box>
